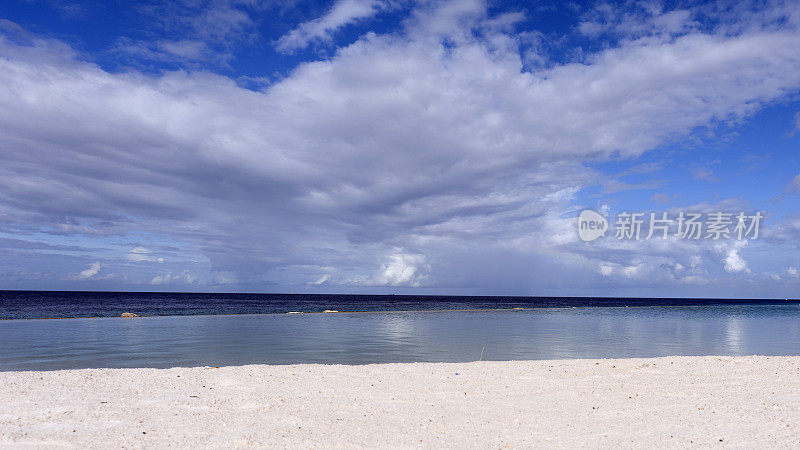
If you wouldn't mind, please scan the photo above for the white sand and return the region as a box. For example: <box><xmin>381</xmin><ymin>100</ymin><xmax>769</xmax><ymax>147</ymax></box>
<box><xmin>2</xmin><ymin>356</ymin><xmax>800</xmax><ymax>448</ymax></box>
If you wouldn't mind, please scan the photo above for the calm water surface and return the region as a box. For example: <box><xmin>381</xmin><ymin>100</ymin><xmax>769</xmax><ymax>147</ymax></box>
<box><xmin>2</xmin><ymin>305</ymin><xmax>799</xmax><ymax>371</ymax></box>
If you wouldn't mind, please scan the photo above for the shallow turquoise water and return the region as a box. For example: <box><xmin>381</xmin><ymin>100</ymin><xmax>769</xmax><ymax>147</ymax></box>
<box><xmin>2</xmin><ymin>305</ymin><xmax>800</xmax><ymax>371</ymax></box>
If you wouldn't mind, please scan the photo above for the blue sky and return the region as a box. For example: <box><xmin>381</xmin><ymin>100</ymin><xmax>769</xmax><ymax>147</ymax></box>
<box><xmin>1</xmin><ymin>0</ymin><xmax>799</xmax><ymax>296</ymax></box>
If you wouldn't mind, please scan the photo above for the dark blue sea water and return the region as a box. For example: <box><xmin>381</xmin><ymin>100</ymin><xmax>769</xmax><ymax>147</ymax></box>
<box><xmin>0</xmin><ymin>290</ymin><xmax>794</xmax><ymax>319</ymax></box>
<box><xmin>1</xmin><ymin>291</ymin><xmax>799</xmax><ymax>371</ymax></box>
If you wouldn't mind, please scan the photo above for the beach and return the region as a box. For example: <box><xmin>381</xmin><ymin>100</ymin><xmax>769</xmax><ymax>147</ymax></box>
<box><xmin>2</xmin><ymin>356</ymin><xmax>799</xmax><ymax>448</ymax></box>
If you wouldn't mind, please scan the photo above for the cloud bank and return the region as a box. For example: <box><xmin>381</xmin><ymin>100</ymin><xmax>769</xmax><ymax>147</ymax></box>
<box><xmin>1</xmin><ymin>0</ymin><xmax>800</xmax><ymax>295</ymax></box>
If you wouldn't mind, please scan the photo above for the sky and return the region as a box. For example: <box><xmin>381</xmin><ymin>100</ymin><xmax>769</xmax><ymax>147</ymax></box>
<box><xmin>0</xmin><ymin>0</ymin><xmax>799</xmax><ymax>297</ymax></box>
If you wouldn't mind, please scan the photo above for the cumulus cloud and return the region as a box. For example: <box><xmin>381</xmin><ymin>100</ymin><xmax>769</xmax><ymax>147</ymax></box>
<box><xmin>716</xmin><ymin>241</ymin><xmax>749</xmax><ymax>273</ymax></box>
<box><xmin>373</xmin><ymin>251</ymin><xmax>429</xmax><ymax>287</ymax></box>
<box><xmin>561</xmin><ymin>196</ymin><xmax>764</xmax><ymax>288</ymax></box>
<box><xmin>1</xmin><ymin>1</ymin><xmax>800</xmax><ymax>294</ymax></box>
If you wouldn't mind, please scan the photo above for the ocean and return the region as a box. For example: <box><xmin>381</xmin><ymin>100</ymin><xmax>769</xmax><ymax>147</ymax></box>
<box><xmin>1</xmin><ymin>291</ymin><xmax>799</xmax><ymax>371</ymax></box>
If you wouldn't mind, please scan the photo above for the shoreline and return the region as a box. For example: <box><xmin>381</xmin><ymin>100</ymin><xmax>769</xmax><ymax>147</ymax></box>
<box><xmin>2</xmin><ymin>355</ymin><xmax>799</xmax><ymax>447</ymax></box>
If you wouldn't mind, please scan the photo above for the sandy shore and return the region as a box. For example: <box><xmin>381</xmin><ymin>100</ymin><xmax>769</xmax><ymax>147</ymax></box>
<box><xmin>1</xmin><ymin>356</ymin><xmax>799</xmax><ymax>448</ymax></box>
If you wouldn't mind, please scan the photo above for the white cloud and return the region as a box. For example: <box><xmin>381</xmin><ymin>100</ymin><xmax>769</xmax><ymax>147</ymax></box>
<box><xmin>78</xmin><ymin>261</ymin><xmax>101</xmax><ymax>279</ymax></box>
<box><xmin>579</xmin><ymin>3</ymin><xmax>696</xmax><ymax>40</ymax></box>
<box><xmin>1</xmin><ymin>1</ymin><xmax>800</xmax><ymax>294</ymax></box>
<box><xmin>724</xmin><ymin>251</ymin><xmax>747</xmax><ymax>273</ymax></box>
<box><xmin>373</xmin><ymin>251</ymin><xmax>428</xmax><ymax>287</ymax></box>
<box><xmin>126</xmin><ymin>247</ymin><xmax>164</xmax><ymax>263</ymax></box>
<box><xmin>112</xmin><ymin>0</ymin><xmax>258</xmax><ymax>66</ymax></box>
<box><xmin>309</xmin><ymin>273</ymin><xmax>331</xmax><ymax>285</ymax></box>
<box><xmin>150</xmin><ymin>270</ymin><xmax>196</xmax><ymax>285</ymax></box>
<box><xmin>622</xmin><ymin>264</ymin><xmax>640</xmax><ymax>278</ymax></box>
<box><xmin>719</xmin><ymin>241</ymin><xmax>749</xmax><ymax>273</ymax></box>
<box><xmin>275</xmin><ymin>0</ymin><xmax>389</xmax><ymax>53</ymax></box>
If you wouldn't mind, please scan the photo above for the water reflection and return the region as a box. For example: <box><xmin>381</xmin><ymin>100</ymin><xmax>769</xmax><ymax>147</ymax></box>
<box><xmin>2</xmin><ymin>305</ymin><xmax>800</xmax><ymax>371</ymax></box>
<box><xmin>725</xmin><ymin>316</ymin><xmax>744</xmax><ymax>354</ymax></box>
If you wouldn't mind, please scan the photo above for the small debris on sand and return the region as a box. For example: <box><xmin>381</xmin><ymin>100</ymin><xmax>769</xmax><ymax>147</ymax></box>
<box><xmin>2</xmin><ymin>356</ymin><xmax>798</xmax><ymax>447</ymax></box>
